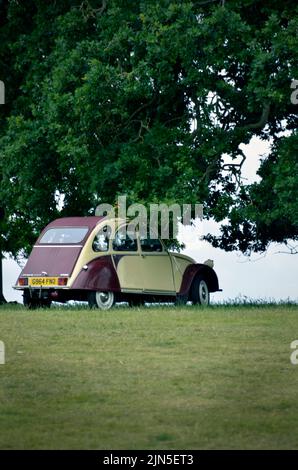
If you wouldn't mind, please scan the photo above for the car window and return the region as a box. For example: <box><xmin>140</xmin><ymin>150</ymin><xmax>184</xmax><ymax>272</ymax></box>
<box><xmin>112</xmin><ymin>227</ymin><xmax>137</xmax><ymax>252</ymax></box>
<box><xmin>39</xmin><ymin>227</ymin><xmax>89</xmax><ymax>244</ymax></box>
<box><xmin>140</xmin><ymin>236</ymin><xmax>163</xmax><ymax>252</ymax></box>
<box><xmin>92</xmin><ymin>225</ymin><xmax>112</xmax><ymax>252</ymax></box>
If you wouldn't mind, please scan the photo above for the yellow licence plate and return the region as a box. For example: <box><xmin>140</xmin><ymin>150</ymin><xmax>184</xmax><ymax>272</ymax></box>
<box><xmin>29</xmin><ymin>277</ymin><xmax>59</xmax><ymax>287</ymax></box>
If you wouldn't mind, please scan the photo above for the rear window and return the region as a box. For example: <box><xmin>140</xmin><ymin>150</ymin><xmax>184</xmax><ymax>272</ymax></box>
<box><xmin>39</xmin><ymin>227</ymin><xmax>89</xmax><ymax>244</ymax></box>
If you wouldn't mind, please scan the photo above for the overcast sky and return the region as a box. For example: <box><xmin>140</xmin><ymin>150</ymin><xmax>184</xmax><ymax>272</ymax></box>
<box><xmin>3</xmin><ymin>137</ymin><xmax>298</xmax><ymax>303</ymax></box>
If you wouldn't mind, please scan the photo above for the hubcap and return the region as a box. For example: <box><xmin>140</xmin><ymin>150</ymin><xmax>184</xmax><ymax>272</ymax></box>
<box><xmin>199</xmin><ymin>280</ymin><xmax>209</xmax><ymax>305</ymax></box>
<box><xmin>95</xmin><ymin>291</ymin><xmax>114</xmax><ymax>310</ymax></box>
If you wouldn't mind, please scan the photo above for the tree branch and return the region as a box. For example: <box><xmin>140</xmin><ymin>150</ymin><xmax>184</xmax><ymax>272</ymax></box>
<box><xmin>196</xmin><ymin>0</ymin><xmax>222</xmax><ymax>6</ymax></box>
<box><xmin>274</xmin><ymin>242</ymin><xmax>298</xmax><ymax>255</ymax></box>
<box><xmin>80</xmin><ymin>0</ymin><xmax>107</xmax><ymax>21</ymax></box>
<box><xmin>243</xmin><ymin>103</ymin><xmax>270</xmax><ymax>130</ymax></box>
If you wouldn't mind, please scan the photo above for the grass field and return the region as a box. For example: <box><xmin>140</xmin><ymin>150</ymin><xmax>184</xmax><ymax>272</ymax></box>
<box><xmin>0</xmin><ymin>303</ymin><xmax>298</xmax><ymax>449</ymax></box>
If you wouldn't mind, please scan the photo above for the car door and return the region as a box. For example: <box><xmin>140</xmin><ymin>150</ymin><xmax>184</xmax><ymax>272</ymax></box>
<box><xmin>112</xmin><ymin>225</ymin><xmax>144</xmax><ymax>292</ymax></box>
<box><xmin>139</xmin><ymin>235</ymin><xmax>175</xmax><ymax>294</ymax></box>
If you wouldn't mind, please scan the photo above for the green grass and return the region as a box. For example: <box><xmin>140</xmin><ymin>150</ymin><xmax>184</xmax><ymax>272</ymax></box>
<box><xmin>1</xmin><ymin>303</ymin><xmax>298</xmax><ymax>449</ymax></box>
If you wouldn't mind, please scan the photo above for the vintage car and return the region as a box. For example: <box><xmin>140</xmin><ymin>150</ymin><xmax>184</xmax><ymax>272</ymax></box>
<box><xmin>14</xmin><ymin>216</ymin><xmax>221</xmax><ymax>309</ymax></box>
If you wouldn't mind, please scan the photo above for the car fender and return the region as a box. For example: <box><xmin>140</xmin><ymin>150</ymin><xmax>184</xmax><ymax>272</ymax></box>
<box><xmin>71</xmin><ymin>256</ymin><xmax>120</xmax><ymax>292</ymax></box>
<box><xmin>179</xmin><ymin>264</ymin><xmax>220</xmax><ymax>297</ymax></box>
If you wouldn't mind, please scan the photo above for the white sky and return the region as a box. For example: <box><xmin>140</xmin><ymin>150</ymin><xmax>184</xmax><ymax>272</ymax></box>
<box><xmin>3</xmin><ymin>137</ymin><xmax>298</xmax><ymax>303</ymax></box>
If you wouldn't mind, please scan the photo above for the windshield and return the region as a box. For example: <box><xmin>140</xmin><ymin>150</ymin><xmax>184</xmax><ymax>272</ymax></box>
<box><xmin>39</xmin><ymin>227</ymin><xmax>89</xmax><ymax>244</ymax></box>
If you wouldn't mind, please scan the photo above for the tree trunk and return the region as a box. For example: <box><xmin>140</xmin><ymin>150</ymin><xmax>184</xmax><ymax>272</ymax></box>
<box><xmin>0</xmin><ymin>254</ymin><xmax>7</xmax><ymax>304</ymax></box>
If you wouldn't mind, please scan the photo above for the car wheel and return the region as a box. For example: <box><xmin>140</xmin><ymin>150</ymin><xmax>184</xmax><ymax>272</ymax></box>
<box><xmin>88</xmin><ymin>291</ymin><xmax>115</xmax><ymax>310</ymax></box>
<box><xmin>191</xmin><ymin>276</ymin><xmax>210</xmax><ymax>306</ymax></box>
<box><xmin>23</xmin><ymin>294</ymin><xmax>51</xmax><ymax>309</ymax></box>
<box><xmin>24</xmin><ymin>297</ymin><xmax>38</xmax><ymax>309</ymax></box>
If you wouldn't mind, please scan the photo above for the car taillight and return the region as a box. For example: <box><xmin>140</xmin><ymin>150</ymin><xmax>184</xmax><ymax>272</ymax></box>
<box><xmin>58</xmin><ymin>277</ymin><xmax>68</xmax><ymax>286</ymax></box>
<box><xmin>18</xmin><ymin>277</ymin><xmax>28</xmax><ymax>286</ymax></box>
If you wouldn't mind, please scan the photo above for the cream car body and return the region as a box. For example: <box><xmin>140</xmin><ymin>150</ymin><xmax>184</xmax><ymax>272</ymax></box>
<box><xmin>15</xmin><ymin>216</ymin><xmax>221</xmax><ymax>309</ymax></box>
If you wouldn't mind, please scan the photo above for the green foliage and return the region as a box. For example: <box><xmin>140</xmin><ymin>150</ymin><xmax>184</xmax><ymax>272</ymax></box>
<box><xmin>0</xmin><ymin>0</ymin><xmax>298</xmax><ymax>257</ymax></box>
<box><xmin>208</xmin><ymin>132</ymin><xmax>298</xmax><ymax>252</ymax></box>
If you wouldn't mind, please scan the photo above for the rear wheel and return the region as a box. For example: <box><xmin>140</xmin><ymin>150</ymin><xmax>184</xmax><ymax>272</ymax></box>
<box><xmin>88</xmin><ymin>291</ymin><xmax>115</xmax><ymax>310</ymax></box>
<box><xmin>23</xmin><ymin>292</ymin><xmax>52</xmax><ymax>309</ymax></box>
<box><xmin>190</xmin><ymin>276</ymin><xmax>210</xmax><ymax>306</ymax></box>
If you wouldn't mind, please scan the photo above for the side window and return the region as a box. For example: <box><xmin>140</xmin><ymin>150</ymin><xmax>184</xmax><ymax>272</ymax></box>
<box><xmin>140</xmin><ymin>235</ymin><xmax>163</xmax><ymax>253</ymax></box>
<box><xmin>112</xmin><ymin>227</ymin><xmax>137</xmax><ymax>252</ymax></box>
<box><xmin>92</xmin><ymin>225</ymin><xmax>111</xmax><ymax>252</ymax></box>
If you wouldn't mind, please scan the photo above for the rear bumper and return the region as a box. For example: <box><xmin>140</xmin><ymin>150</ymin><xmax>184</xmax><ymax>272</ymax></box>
<box><xmin>14</xmin><ymin>285</ymin><xmax>69</xmax><ymax>290</ymax></box>
<box><xmin>15</xmin><ymin>286</ymin><xmax>69</xmax><ymax>301</ymax></box>
<box><xmin>16</xmin><ymin>286</ymin><xmax>90</xmax><ymax>303</ymax></box>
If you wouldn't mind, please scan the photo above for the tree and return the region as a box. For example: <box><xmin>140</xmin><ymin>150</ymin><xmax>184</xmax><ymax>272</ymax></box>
<box><xmin>206</xmin><ymin>132</ymin><xmax>298</xmax><ymax>253</ymax></box>
<box><xmin>0</xmin><ymin>0</ymin><xmax>298</xmax><ymax>299</ymax></box>
<box><xmin>0</xmin><ymin>0</ymin><xmax>77</xmax><ymax>300</ymax></box>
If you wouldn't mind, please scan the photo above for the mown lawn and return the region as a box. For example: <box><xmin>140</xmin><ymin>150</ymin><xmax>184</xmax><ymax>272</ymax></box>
<box><xmin>0</xmin><ymin>303</ymin><xmax>298</xmax><ymax>449</ymax></box>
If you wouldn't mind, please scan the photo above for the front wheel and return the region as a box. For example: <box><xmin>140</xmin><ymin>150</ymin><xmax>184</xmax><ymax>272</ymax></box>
<box><xmin>88</xmin><ymin>291</ymin><xmax>115</xmax><ymax>310</ymax></box>
<box><xmin>190</xmin><ymin>276</ymin><xmax>210</xmax><ymax>306</ymax></box>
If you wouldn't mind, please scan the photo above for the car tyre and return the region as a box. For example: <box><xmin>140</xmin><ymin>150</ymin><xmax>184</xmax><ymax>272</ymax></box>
<box><xmin>88</xmin><ymin>291</ymin><xmax>115</xmax><ymax>310</ymax></box>
<box><xmin>23</xmin><ymin>292</ymin><xmax>51</xmax><ymax>309</ymax></box>
<box><xmin>191</xmin><ymin>276</ymin><xmax>210</xmax><ymax>306</ymax></box>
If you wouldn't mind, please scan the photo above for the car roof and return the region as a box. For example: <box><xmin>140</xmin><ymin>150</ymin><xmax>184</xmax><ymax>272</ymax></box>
<box><xmin>44</xmin><ymin>216</ymin><xmax>105</xmax><ymax>231</ymax></box>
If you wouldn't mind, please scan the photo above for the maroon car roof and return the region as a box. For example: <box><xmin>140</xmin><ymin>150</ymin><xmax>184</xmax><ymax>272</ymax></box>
<box><xmin>44</xmin><ymin>216</ymin><xmax>105</xmax><ymax>231</ymax></box>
